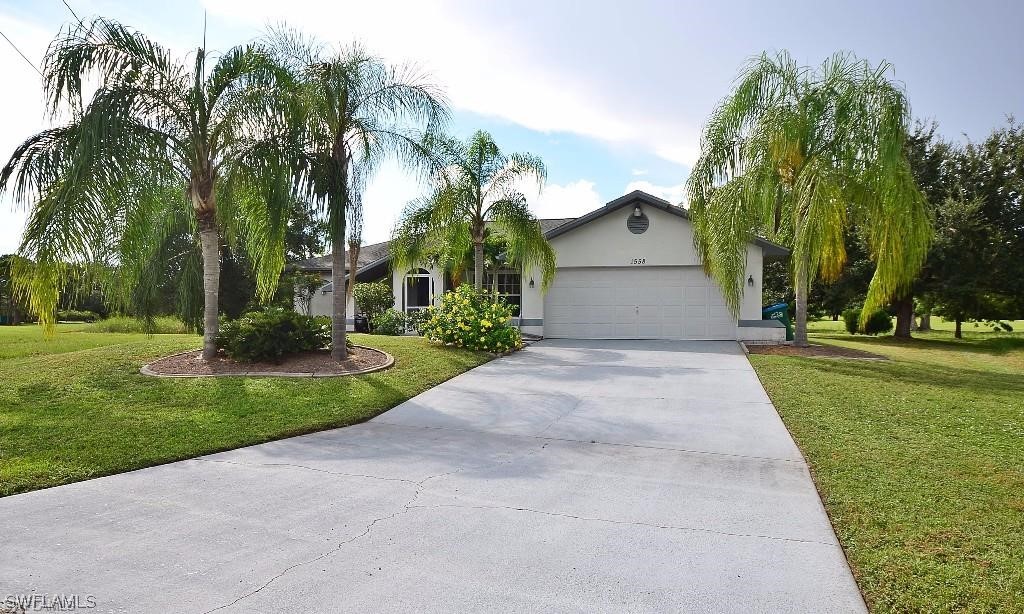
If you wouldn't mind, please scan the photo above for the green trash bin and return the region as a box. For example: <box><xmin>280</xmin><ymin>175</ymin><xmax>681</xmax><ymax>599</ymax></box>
<box><xmin>762</xmin><ymin>303</ymin><xmax>793</xmax><ymax>341</ymax></box>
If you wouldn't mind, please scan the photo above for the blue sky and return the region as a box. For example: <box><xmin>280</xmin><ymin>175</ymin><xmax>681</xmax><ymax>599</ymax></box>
<box><xmin>2</xmin><ymin>0</ymin><xmax>1022</xmax><ymax>251</ymax></box>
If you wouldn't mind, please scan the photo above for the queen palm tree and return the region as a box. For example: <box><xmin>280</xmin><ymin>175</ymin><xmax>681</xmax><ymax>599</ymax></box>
<box><xmin>391</xmin><ymin>130</ymin><xmax>556</xmax><ymax>295</ymax></box>
<box><xmin>274</xmin><ymin>34</ymin><xmax>448</xmax><ymax>360</ymax></box>
<box><xmin>0</xmin><ymin>18</ymin><xmax>295</xmax><ymax>359</ymax></box>
<box><xmin>686</xmin><ymin>51</ymin><xmax>931</xmax><ymax>346</ymax></box>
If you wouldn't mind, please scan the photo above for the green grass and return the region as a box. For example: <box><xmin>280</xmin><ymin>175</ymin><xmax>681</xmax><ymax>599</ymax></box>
<box><xmin>808</xmin><ymin>316</ymin><xmax>1024</xmax><ymax>335</ymax></box>
<box><xmin>85</xmin><ymin>315</ymin><xmax>189</xmax><ymax>334</ymax></box>
<box><xmin>0</xmin><ymin>325</ymin><xmax>491</xmax><ymax>497</ymax></box>
<box><xmin>748</xmin><ymin>327</ymin><xmax>1024</xmax><ymax>612</ymax></box>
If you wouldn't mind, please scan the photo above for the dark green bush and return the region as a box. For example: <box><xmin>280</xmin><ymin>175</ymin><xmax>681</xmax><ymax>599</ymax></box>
<box><xmin>843</xmin><ymin>308</ymin><xmax>894</xmax><ymax>335</ymax></box>
<box><xmin>58</xmin><ymin>309</ymin><xmax>99</xmax><ymax>322</ymax></box>
<box><xmin>353</xmin><ymin>281</ymin><xmax>395</xmax><ymax>322</ymax></box>
<box><xmin>215</xmin><ymin>307</ymin><xmax>331</xmax><ymax>362</ymax></box>
<box><xmin>371</xmin><ymin>308</ymin><xmax>407</xmax><ymax>336</ymax></box>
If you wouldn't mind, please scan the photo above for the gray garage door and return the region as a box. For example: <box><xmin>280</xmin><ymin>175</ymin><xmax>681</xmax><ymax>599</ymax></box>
<box><xmin>543</xmin><ymin>266</ymin><xmax>736</xmax><ymax>340</ymax></box>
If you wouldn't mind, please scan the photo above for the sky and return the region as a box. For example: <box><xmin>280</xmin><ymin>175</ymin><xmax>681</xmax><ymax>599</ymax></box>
<box><xmin>1</xmin><ymin>0</ymin><xmax>1022</xmax><ymax>253</ymax></box>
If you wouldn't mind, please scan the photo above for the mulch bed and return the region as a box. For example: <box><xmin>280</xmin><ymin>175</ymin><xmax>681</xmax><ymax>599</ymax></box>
<box><xmin>745</xmin><ymin>343</ymin><xmax>887</xmax><ymax>360</ymax></box>
<box><xmin>142</xmin><ymin>345</ymin><xmax>392</xmax><ymax>377</ymax></box>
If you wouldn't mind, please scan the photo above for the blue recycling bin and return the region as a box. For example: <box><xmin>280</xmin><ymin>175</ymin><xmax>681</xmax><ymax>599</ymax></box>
<box><xmin>762</xmin><ymin>303</ymin><xmax>793</xmax><ymax>341</ymax></box>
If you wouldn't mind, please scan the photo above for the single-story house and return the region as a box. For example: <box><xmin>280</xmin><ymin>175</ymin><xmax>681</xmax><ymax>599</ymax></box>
<box><xmin>292</xmin><ymin>190</ymin><xmax>789</xmax><ymax>342</ymax></box>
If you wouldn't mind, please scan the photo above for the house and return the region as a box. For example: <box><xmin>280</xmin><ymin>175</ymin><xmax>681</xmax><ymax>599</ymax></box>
<box><xmin>292</xmin><ymin>190</ymin><xmax>789</xmax><ymax>342</ymax></box>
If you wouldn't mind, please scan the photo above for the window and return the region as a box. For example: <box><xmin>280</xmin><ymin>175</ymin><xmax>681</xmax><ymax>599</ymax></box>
<box><xmin>404</xmin><ymin>269</ymin><xmax>432</xmax><ymax>313</ymax></box>
<box><xmin>481</xmin><ymin>269</ymin><xmax>522</xmax><ymax>316</ymax></box>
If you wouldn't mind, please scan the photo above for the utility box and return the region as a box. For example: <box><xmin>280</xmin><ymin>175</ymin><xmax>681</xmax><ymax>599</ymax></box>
<box><xmin>762</xmin><ymin>303</ymin><xmax>793</xmax><ymax>341</ymax></box>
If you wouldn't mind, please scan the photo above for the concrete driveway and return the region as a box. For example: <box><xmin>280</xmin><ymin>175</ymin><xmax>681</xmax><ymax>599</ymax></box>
<box><xmin>1</xmin><ymin>340</ymin><xmax>865</xmax><ymax>613</ymax></box>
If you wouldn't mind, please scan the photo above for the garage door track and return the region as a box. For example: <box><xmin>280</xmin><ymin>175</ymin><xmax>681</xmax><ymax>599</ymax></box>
<box><xmin>0</xmin><ymin>339</ymin><xmax>864</xmax><ymax>612</ymax></box>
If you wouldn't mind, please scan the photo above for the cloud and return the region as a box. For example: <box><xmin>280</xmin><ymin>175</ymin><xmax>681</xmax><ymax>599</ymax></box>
<box><xmin>624</xmin><ymin>180</ymin><xmax>687</xmax><ymax>206</ymax></box>
<box><xmin>527</xmin><ymin>180</ymin><xmax>603</xmax><ymax>220</ymax></box>
<box><xmin>200</xmin><ymin>0</ymin><xmax>700</xmax><ymax>165</ymax></box>
<box><xmin>631</xmin><ymin>168</ymin><xmax>649</xmax><ymax>176</ymax></box>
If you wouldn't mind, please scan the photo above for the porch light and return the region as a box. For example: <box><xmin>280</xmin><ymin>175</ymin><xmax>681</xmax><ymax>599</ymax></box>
<box><xmin>747</xmin><ymin>275</ymin><xmax>755</xmax><ymax>287</ymax></box>
<box><xmin>529</xmin><ymin>277</ymin><xmax>535</xmax><ymax>288</ymax></box>
<box><xmin>633</xmin><ymin>206</ymin><xmax>642</xmax><ymax>217</ymax></box>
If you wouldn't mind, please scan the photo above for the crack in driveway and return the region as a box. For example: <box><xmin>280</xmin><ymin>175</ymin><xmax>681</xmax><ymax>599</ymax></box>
<box><xmin>200</xmin><ymin>442</ymin><xmax>550</xmax><ymax>613</ymax></box>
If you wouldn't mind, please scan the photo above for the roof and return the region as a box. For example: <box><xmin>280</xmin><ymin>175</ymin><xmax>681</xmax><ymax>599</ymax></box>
<box><xmin>296</xmin><ymin>218</ymin><xmax>577</xmax><ymax>278</ymax></box>
<box><xmin>291</xmin><ymin>240</ymin><xmax>391</xmax><ymax>272</ymax></box>
<box><xmin>544</xmin><ymin>190</ymin><xmax>790</xmax><ymax>258</ymax></box>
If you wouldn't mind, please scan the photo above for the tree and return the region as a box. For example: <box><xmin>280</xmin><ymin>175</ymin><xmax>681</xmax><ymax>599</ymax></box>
<box><xmin>892</xmin><ymin>121</ymin><xmax>954</xmax><ymax>338</ymax></box>
<box><xmin>0</xmin><ymin>18</ymin><xmax>294</xmax><ymax>359</ymax></box>
<box><xmin>0</xmin><ymin>255</ymin><xmax>30</xmax><ymax>324</ymax></box>
<box><xmin>391</xmin><ymin>130</ymin><xmax>556</xmax><ymax>293</ymax></box>
<box><xmin>274</xmin><ymin>34</ymin><xmax>447</xmax><ymax>360</ymax></box>
<box><xmin>686</xmin><ymin>51</ymin><xmax>931</xmax><ymax>346</ymax></box>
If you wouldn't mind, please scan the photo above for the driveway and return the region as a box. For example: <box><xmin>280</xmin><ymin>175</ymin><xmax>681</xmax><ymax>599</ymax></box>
<box><xmin>1</xmin><ymin>340</ymin><xmax>865</xmax><ymax>613</ymax></box>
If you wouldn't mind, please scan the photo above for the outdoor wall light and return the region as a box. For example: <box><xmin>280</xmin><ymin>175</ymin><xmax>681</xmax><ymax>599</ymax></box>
<box><xmin>633</xmin><ymin>206</ymin><xmax>642</xmax><ymax>217</ymax></box>
<box><xmin>747</xmin><ymin>275</ymin><xmax>755</xmax><ymax>287</ymax></box>
<box><xmin>529</xmin><ymin>278</ymin><xmax>535</xmax><ymax>288</ymax></box>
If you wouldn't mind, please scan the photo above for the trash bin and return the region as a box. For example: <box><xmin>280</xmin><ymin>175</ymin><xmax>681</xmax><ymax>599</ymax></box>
<box><xmin>354</xmin><ymin>314</ymin><xmax>370</xmax><ymax>333</ymax></box>
<box><xmin>762</xmin><ymin>303</ymin><xmax>793</xmax><ymax>341</ymax></box>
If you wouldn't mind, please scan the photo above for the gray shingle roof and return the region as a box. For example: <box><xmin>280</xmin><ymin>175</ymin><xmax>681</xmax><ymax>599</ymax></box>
<box><xmin>290</xmin><ymin>240</ymin><xmax>391</xmax><ymax>272</ymax></box>
<box><xmin>294</xmin><ymin>219</ymin><xmax>576</xmax><ymax>274</ymax></box>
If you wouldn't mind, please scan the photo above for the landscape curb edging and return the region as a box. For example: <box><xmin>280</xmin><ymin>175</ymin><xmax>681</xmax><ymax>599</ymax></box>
<box><xmin>139</xmin><ymin>345</ymin><xmax>395</xmax><ymax>379</ymax></box>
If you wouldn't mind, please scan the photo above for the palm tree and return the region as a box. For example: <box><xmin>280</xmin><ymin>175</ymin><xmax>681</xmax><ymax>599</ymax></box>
<box><xmin>0</xmin><ymin>18</ymin><xmax>295</xmax><ymax>359</ymax></box>
<box><xmin>274</xmin><ymin>34</ymin><xmax>448</xmax><ymax>360</ymax></box>
<box><xmin>686</xmin><ymin>51</ymin><xmax>931</xmax><ymax>346</ymax></box>
<box><xmin>391</xmin><ymin>130</ymin><xmax>555</xmax><ymax>295</ymax></box>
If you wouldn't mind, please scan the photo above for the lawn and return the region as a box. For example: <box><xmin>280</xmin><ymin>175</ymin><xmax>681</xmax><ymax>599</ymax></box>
<box><xmin>0</xmin><ymin>324</ymin><xmax>491</xmax><ymax>497</ymax></box>
<box><xmin>748</xmin><ymin>325</ymin><xmax>1024</xmax><ymax>612</ymax></box>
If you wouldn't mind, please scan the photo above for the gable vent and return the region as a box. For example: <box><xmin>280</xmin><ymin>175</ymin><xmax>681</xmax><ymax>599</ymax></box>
<box><xmin>627</xmin><ymin>213</ymin><xmax>649</xmax><ymax>234</ymax></box>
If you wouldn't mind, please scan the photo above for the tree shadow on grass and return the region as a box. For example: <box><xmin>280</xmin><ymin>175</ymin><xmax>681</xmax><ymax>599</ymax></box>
<box><xmin>813</xmin><ymin>333</ymin><xmax>1024</xmax><ymax>357</ymax></box>
<box><xmin>775</xmin><ymin>350</ymin><xmax>1024</xmax><ymax>396</ymax></box>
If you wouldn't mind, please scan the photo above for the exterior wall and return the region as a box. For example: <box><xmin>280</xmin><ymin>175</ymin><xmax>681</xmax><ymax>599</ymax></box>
<box><xmin>538</xmin><ymin>204</ymin><xmax>768</xmax><ymax>337</ymax></box>
<box><xmin>392</xmin><ymin>265</ymin><xmax>445</xmax><ymax>312</ymax></box>
<box><xmin>519</xmin><ymin>266</ymin><xmax>545</xmax><ymax>337</ymax></box>
<box><xmin>550</xmin><ymin>205</ymin><xmax>702</xmax><ymax>268</ymax></box>
<box><xmin>740</xmin><ymin>244</ymin><xmax>764</xmax><ymax>321</ymax></box>
<box><xmin>299</xmin><ymin>272</ymin><xmax>356</xmax><ymax>330</ymax></box>
<box><xmin>737</xmin><ymin>322</ymin><xmax>787</xmax><ymax>342</ymax></box>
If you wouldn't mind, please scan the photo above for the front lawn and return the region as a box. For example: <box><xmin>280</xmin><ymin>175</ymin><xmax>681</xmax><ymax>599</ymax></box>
<box><xmin>748</xmin><ymin>329</ymin><xmax>1024</xmax><ymax>611</ymax></box>
<box><xmin>0</xmin><ymin>325</ymin><xmax>490</xmax><ymax>497</ymax></box>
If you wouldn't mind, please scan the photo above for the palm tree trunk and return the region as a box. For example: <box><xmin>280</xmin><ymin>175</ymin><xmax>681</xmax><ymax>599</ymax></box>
<box><xmin>331</xmin><ymin>233</ymin><xmax>348</xmax><ymax>361</ymax></box>
<box><xmin>473</xmin><ymin>240</ymin><xmax>484</xmax><ymax>290</ymax></box>
<box><xmin>331</xmin><ymin>141</ymin><xmax>349</xmax><ymax>362</ymax></box>
<box><xmin>197</xmin><ymin>211</ymin><xmax>220</xmax><ymax>361</ymax></box>
<box><xmin>793</xmin><ymin>254</ymin><xmax>809</xmax><ymax>347</ymax></box>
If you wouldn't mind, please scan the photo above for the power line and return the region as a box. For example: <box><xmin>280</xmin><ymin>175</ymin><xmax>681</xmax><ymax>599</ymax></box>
<box><xmin>61</xmin><ymin>0</ymin><xmax>83</xmax><ymax>24</ymax></box>
<box><xmin>0</xmin><ymin>29</ymin><xmax>43</xmax><ymax>77</ymax></box>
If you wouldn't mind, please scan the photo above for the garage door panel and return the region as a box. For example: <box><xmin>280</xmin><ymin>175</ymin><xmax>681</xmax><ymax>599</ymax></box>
<box><xmin>544</xmin><ymin>267</ymin><xmax>736</xmax><ymax>340</ymax></box>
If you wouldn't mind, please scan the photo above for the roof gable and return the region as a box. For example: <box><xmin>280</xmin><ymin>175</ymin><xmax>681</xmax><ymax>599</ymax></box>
<box><xmin>544</xmin><ymin>190</ymin><xmax>789</xmax><ymax>257</ymax></box>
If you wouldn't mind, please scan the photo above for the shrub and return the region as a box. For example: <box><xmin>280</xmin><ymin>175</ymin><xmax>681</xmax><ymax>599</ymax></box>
<box><xmin>57</xmin><ymin>309</ymin><xmax>99</xmax><ymax>322</ymax></box>
<box><xmin>215</xmin><ymin>307</ymin><xmax>330</xmax><ymax>362</ymax></box>
<box><xmin>353</xmin><ymin>281</ymin><xmax>395</xmax><ymax>321</ymax></box>
<box><xmin>843</xmin><ymin>308</ymin><xmax>894</xmax><ymax>335</ymax></box>
<box><xmin>420</xmin><ymin>285</ymin><xmax>522</xmax><ymax>353</ymax></box>
<box><xmin>85</xmin><ymin>316</ymin><xmax>189</xmax><ymax>334</ymax></box>
<box><xmin>405</xmin><ymin>309</ymin><xmax>431</xmax><ymax>335</ymax></box>
<box><xmin>371</xmin><ymin>308</ymin><xmax>407</xmax><ymax>336</ymax></box>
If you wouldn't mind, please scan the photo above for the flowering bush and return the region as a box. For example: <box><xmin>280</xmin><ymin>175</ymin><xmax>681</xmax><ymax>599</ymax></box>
<box><xmin>371</xmin><ymin>308</ymin><xmax>407</xmax><ymax>336</ymax></box>
<box><xmin>420</xmin><ymin>284</ymin><xmax>522</xmax><ymax>353</ymax></box>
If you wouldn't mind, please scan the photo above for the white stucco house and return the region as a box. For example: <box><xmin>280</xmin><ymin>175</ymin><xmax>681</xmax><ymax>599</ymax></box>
<box><xmin>292</xmin><ymin>191</ymin><xmax>788</xmax><ymax>342</ymax></box>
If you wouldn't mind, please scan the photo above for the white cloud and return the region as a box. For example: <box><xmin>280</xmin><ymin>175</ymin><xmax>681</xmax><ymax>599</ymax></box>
<box><xmin>631</xmin><ymin>168</ymin><xmax>649</xmax><ymax>176</ymax></box>
<box><xmin>624</xmin><ymin>180</ymin><xmax>687</xmax><ymax>206</ymax></box>
<box><xmin>201</xmin><ymin>0</ymin><xmax>700</xmax><ymax>165</ymax></box>
<box><xmin>359</xmin><ymin>161</ymin><xmax>429</xmax><ymax>245</ymax></box>
<box><xmin>529</xmin><ymin>179</ymin><xmax>603</xmax><ymax>220</ymax></box>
